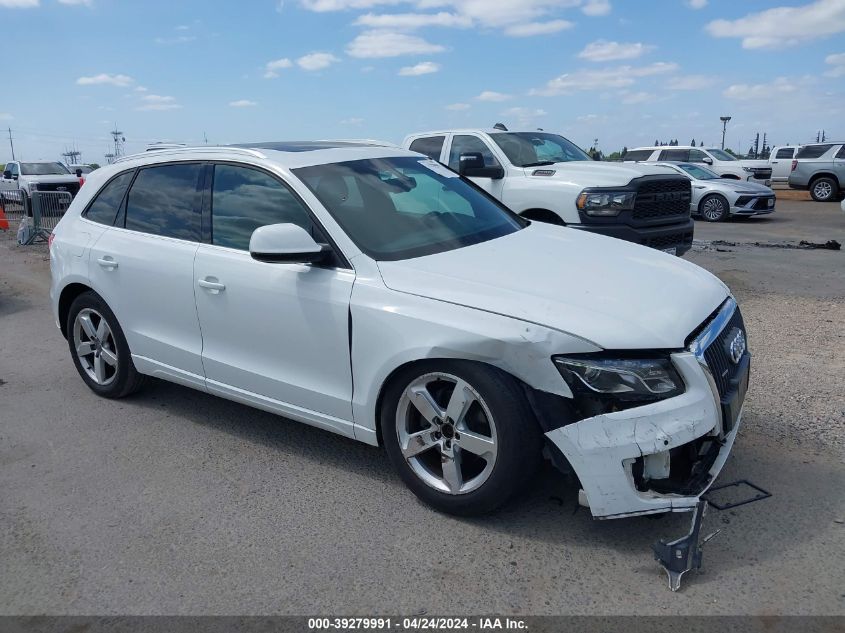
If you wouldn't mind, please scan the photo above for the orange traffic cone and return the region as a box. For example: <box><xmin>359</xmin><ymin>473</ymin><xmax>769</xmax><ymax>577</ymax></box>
<box><xmin>0</xmin><ymin>197</ymin><xmax>9</xmax><ymax>231</ymax></box>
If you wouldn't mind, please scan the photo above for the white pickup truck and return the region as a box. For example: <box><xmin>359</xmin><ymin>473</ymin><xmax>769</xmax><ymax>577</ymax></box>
<box><xmin>403</xmin><ymin>128</ymin><xmax>695</xmax><ymax>256</ymax></box>
<box><xmin>0</xmin><ymin>160</ymin><xmax>82</xmax><ymax>211</ymax></box>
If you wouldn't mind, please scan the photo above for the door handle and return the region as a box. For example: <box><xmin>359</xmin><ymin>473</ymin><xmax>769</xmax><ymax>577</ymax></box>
<box><xmin>198</xmin><ymin>278</ymin><xmax>226</xmax><ymax>293</ymax></box>
<box><xmin>97</xmin><ymin>257</ymin><xmax>118</xmax><ymax>269</ymax></box>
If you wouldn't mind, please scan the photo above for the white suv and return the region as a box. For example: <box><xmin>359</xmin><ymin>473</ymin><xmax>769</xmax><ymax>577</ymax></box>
<box><xmin>625</xmin><ymin>146</ymin><xmax>772</xmax><ymax>185</ymax></box>
<box><xmin>50</xmin><ymin>142</ymin><xmax>749</xmax><ymax>521</ymax></box>
<box><xmin>404</xmin><ymin>129</ymin><xmax>695</xmax><ymax>256</ymax></box>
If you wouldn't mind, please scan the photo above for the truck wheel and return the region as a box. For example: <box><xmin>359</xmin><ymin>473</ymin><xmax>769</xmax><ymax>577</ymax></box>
<box><xmin>381</xmin><ymin>360</ymin><xmax>542</xmax><ymax>516</ymax></box>
<box><xmin>699</xmin><ymin>194</ymin><xmax>729</xmax><ymax>222</ymax></box>
<box><xmin>810</xmin><ymin>177</ymin><xmax>838</xmax><ymax>202</ymax></box>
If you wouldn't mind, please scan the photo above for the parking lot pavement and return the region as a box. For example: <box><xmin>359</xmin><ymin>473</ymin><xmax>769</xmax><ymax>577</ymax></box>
<box><xmin>1</xmin><ymin>199</ymin><xmax>843</xmax><ymax>616</ymax></box>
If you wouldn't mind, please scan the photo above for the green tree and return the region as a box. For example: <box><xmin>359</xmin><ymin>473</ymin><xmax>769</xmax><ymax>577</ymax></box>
<box><xmin>690</xmin><ymin>138</ymin><xmax>696</xmax><ymax>147</ymax></box>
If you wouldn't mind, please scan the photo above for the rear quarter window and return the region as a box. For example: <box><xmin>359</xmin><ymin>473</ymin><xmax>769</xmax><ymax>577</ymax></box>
<box><xmin>775</xmin><ymin>148</ymin><xmax>795</xmax><ymax>159</ymax></box>
<box><xmin>796</xmin><ymin>144</ymin><xmax>833</xmax><ymax>159</ymax></box>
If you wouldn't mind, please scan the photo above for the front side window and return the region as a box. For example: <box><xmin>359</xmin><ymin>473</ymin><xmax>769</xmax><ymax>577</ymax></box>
<box><xmin>409</xmin><ymin>136</ymin><xmax>445</xmax><ymax>161</ymax></box>
<box><xmin>623</xmin><ymin>149</ymin><xmax>654</xmax><ymax>161</ymax></box>
<box><xmin>124</xmin><ymin>163</ymin><xmax>201</xmax><ymax>241</ymax></box>
<box><xmin>775</xmin><ymin>148</ymin><xmax>795</xmax><ymax>159</ymax></box>
<box><xmin>8</xmin><ymin>163</ymin><xmax>19</xmax><ymax>177</ymax></box>
<box><xmin>448</xmin><ymin>135</ymin><xmax>501</xmax><ymax>170</ymax></box>
<box><xmin>659</xmin><ymin>149</ymin><xmax>690</xmax><ymax>162</ymax></box>
<box><xmin>20</xmin><ymin>162</ymin><xmax>70</xmax><ymax>176</ymax></box>
<box><xmin>688</xmin><ymin>149</ymin><xmax>708</xmax><ymax>163</ymax></box>
<box><xmin>294</xmin><ymin>156</ymin><xmax>524</xmax><ymax>261</ymax></box>
<box><xmin>85</xmin><ymin>171</ymin><xmax>134</xmax><ymax>225</ymax></box>
<box><xmin>708</xmin><ymin>149</ymin><xmax>736</xmax><ymax>162</ymax></box>
<box><xmin>491</xmin><ymin>132</ymin><xmax>590</xmax><ymax>167</ymax></box>
<box><xmin>211</xmin><ymin>164</ymin><xmax>316</xmax><ymax>250</ymax></box>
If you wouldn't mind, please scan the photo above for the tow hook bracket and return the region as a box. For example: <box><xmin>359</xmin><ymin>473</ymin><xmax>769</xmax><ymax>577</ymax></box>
<box><xmin>652</xmin><ymin>500</ymin><xmax>721</xmax><ymax>592</ymax></box>
<box><xmin>702</xmin><ymin>479</ymin><xmax>771</xmax><ymax>511</ymax></box>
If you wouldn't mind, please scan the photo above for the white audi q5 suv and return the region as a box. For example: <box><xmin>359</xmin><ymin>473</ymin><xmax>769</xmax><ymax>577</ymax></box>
<box><xmin>50</xmin><ymin>141</ymin><xmax>750</xmax><ymax>520</ymax></box>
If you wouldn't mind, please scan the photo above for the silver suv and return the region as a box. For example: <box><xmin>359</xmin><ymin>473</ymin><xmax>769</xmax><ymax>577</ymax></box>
<box><xmin>787</xmin><ymin>143</ymin><xmax>845</xmax><ymax>202</ymax></box>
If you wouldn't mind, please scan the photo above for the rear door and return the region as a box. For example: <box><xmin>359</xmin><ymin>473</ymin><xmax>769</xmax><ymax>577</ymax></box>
<box><xmin>771</xmin><ymin>147</ymin><xmax>795</xmax><ymax>181</ymax></box>
<box><xmin>87</xmin><ymin>162</ymin><xmax>206</xmax><ymax>387</ymax></box>
<box><xmin>835</xmin><ymin>145</ymin><xmax>845</xmax><ymax>186</ymax></box>
<box><xmin>193</xmin><ymin>162</ymin><xmax>355</xmax><ymax>431</ymax></box>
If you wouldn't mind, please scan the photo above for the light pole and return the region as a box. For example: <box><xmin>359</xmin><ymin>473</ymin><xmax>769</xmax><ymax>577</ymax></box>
<box><xmin>720</xmin><ymin>116</ymin><xmax>731</xmax><ymax>150</ymax></box>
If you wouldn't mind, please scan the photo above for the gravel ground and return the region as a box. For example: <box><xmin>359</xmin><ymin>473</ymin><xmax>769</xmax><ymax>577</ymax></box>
<box><xmin>0</xmin><ymin>199</ymin><xmax>843</xmax><ymax>616</ymax></box>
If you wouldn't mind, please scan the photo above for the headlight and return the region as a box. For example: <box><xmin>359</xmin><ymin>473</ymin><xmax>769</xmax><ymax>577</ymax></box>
<box><xmin>29</xmin><ymin>183</ymin><xmax>39</xmax><ymax>192</ymax></box>
<box><xmin>553</xmin><ymin>355</ymin><xmax>684</xmax><ymax>402</ymax></box>
<box><xmin>576</xmin><ymin>190</ymin><xmax>636</xmax><ymax>216</ymax></box>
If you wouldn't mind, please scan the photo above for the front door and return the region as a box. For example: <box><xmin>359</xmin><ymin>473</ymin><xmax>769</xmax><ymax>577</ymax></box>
<box><xmin>193</xmin><ymin>163</ymin><xmax>355</xmax><ymax>433</ymax></box>
<box><xmin>447</xmin><ymin>134</ymin><xmax>506</xmax><ymax>199</ymax></box>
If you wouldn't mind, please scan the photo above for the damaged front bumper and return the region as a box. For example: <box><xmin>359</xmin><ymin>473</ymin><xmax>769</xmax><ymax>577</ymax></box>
<box><xmin>546</xmin><ymin>351</ymin><xmax>741</xmax><ymax>519</ymax></box>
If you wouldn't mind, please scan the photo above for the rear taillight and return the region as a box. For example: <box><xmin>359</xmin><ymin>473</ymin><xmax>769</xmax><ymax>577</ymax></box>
<box><xmin>79</xmin><ymin>177</ymin><xmax>85</xmax><ymax>186</ymax></box>
<box><xmin>791</xmin><ymin>160</ymin><xmax>798</xmax><ymax>171</ymax></box>
<box><xmin>48</xmin><ymin>232</ymin><xmax>55</xmax><ymax>249</ymax></box>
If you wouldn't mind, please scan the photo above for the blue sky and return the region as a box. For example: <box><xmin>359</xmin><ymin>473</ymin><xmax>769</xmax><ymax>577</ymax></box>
<box><xmin>1</xmin><ymin>0</ymin><xmax>843</xmax><ymax>165</ymax></box>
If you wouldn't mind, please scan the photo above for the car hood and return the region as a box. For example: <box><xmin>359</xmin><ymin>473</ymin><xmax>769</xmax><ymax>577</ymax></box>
<box><xmin>700</xmin><ymin>179</ymin><xmax>774</xmax><ymax>194</ymax></box>
<box><xmin>529</xmin><ymin>161</ymin><xmax>676</xmax><ymax>187</ymax></box>
<box><xmin>377</xmin><ymin>223</ymin><xmax>729</xmax><ymax>350</ymax></box>
<box><xmin>25</xmin><ymin>175</ymin><xmax>80</xmax><ymax>185</ymax></box>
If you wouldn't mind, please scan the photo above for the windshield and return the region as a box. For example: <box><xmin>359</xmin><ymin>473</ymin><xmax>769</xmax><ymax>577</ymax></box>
<box><xmin>490</xmin><ymin>132</ymin><xmax>590</xmax><ymax>167</ymax></box>
<box><xmin>72</xmin><ymin>165</ymin><xmax>93</xmax><ymax>174</ymax></box>
<box><xmin>707</xmin><ymin>149</ymin><xmax>736</xmax><ymax>162</ymax></box>
<box><xmin>294</xmin><ymin>156</ymin><xmax>524</xmax><ymax>261</ymax></box>
<box><xmin>678</xmin><ymin>163</ymin><xmax>720</xmax><ymax>180</ymax></box>
<box><xmin>20</xmin><ymin>162</ymin><xmax>70</xmax><ymax>176</ymax></box>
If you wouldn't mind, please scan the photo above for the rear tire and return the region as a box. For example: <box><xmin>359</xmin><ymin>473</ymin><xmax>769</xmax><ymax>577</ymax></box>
<box><xmin>67</xmin><ymin>291</ymin><xmax>146</xmax><ymax>398</ymax></box>
<box><xmin>699</xmin><ymin>194</ymin><xmax>729</xmax><ymax>222</ymax></box>
<box><xmin>381</xmin><ymin>360</ymin><xmax>543</xmax><ymax>516</ymax></box>
<box><xmin>810</xmin><ymin>177</ymin><xmax>838</xmax><ymax>202</ymax></box>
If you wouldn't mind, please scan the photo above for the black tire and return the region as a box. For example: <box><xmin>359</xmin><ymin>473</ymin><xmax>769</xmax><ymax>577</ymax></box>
<box><xmin>380</xmin><ymin>360</ymin><xmax>543</xmax><ymax>516</ymax></box>
<box><xmin>810</xmin><ymin>176</ymin><xmax>838</xmax><ymax>202</ymax></box>
<box><xmin>66</xmin><ymin>291</ymin><xmax>146</xmax><ymax>398</ymax></box>
<box><xmin>698</xmin><ymin>193</ymin><xmax>729</xmax><ymax>222</ymax></box>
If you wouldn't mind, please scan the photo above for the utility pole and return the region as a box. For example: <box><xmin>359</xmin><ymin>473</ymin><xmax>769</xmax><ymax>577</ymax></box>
<box><xmin>754</xmin><ymin>132</ymin><xmax>760</xmax><ymax>158</ymax></box>
<box><xmin>720</xmin><ymin>116</ymin><xmax>731</xmax><ymax>150</ymax></box>
<box><xmin>110</xmin><ymin>124</ymin><xmax>125</xmax><ymax>159</ymax></box>
<box><xmin>7</xmin><ymin>127</ymin><xmax>15</xmax><ymax>160</ymax></box>
<box><xmin>203</xmin><ymin>131</ymin><xmax>208</xmax><ymax>145</ymax></box>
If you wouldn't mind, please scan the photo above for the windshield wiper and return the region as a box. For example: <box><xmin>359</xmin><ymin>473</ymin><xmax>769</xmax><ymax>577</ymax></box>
<box><xmin>521</xmin><ymin>160</ymin><xmax>556</xmax><ymax>167</ymax></box>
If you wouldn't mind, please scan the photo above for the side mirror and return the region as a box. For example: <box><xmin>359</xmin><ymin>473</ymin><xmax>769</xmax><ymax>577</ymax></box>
<box><xmin>75</xmin><ymin>169</ymin><xmax>83</xmax><ymax>177</ymax></box>
<box><xmin>249</xmin><ymin>223</ymin><xmax>329</xmax><ymax>264</ymax></box>
<box><xmin>2</xmin><ymin>170</ymin><xmax>11</xmax><ymax>179</ymax></box>
<box><xmin>702</xmin><ymin>157</ymin><xmax>713</xmax><ymax>165</ymax></box>
<box><xmin>458</xmin><ymin>152</ymin><xmax>505</xmax><ymax>179</ymax></box>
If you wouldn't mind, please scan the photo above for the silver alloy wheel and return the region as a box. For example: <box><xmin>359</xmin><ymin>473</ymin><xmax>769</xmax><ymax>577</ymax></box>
<box><xmin>702</xmin><ymin>196</ymin><xmax>726</xmax><ymax>221</ymax></box>
<box><xmin>813</xmin><ymin>180</ymin><xmax>833</xmax><ymax>200</ymax></box>
<box><xmin>395</xmin><ymin>372</ymin><xmax>498</xmax><ymax>495</ymax></box>
<box><xmin>73</xmin><ymin>308</ymin><xmax>119</xmax><ymax>386</ymax></box>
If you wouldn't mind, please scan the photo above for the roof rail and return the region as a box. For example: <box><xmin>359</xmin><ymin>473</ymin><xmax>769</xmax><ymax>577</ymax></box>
<box><xmin>113</xmin><ymin>146</ymin><xmax>266</xmax><ymax>164</ymax></box>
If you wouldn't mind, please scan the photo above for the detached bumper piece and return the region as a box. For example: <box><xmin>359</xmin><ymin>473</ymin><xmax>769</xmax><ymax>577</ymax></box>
<box><xmin>652</xmin><ymin>499</ymin><xmax>720</xmax><ymax>592</ymax></box>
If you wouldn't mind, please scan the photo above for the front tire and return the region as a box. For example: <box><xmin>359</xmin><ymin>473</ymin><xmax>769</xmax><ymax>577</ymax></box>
<box><xmin>699</xmin><ymin>193</ymin><xmax>730</xmax><ymax>222</ymax></box>
<box><xmin>810</xmin><ymin>177</ymin><xmax>838</xmax><ymax>202</ymax></box>
<box><xmin>381</xmin><ymin>360</ymin><xmax>542</xmax><ymax>516</ymax></box>
<box><xmin>67</xmin><ymin>291</ymin><xmax>145</xmax><ymax>398</ymax></box>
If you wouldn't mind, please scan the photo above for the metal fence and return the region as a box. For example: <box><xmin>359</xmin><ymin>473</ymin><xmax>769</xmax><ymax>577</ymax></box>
<box><xmin>0</xmin><ymin>189</ymin><xmax>73</xmax><ymax>245</ymax></box>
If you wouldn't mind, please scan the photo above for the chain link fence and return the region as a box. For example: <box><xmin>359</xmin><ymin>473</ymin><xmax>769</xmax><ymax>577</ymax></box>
<box><xmin>0</xmin><ymin>189</ymin><xmax>73</xmax><ymax>245</ymax></box>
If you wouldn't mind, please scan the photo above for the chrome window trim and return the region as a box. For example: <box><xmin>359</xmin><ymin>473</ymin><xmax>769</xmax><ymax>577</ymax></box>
<box><xmin>688</xmin><ymin>297</ymin><xmax>737</xmax><ymax>362</ymax></box>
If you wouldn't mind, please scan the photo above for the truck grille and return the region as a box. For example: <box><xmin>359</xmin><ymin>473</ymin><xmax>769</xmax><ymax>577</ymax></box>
<box><xmin>646</xmin><ymin>231</ymin><xmax>693</xmax><ymax>250</ymax></box>
<box><xmin>632</xmin><ymin>179</ymin><xmax>691</xmax><ymax>219</ymax></box>
<box><xmin>36</xmin><ymin>182</ymin><xmax>80</xmax><ymax>197</ymax></box>
<box><xmin>703</xmin><ymin>306</ymin><xmax>746</xmax><ymax>399</ymax></box>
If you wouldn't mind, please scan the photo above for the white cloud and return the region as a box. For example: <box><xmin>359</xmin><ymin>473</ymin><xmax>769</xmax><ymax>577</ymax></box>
<box><xmin>136</xmin><ymin>94</ymin><xmax>181</xmax><ymax>110</ymax></box>
<box><xmin>58</xmin><ymin>0</ymin><xmax>92</xmax><ymax>5</ymax></box>
<box><xmin>154</xmin><ymin>35</ymin><xmax>197</xmax><ymax>44</ymax></box>
<box><xmin>576</xmin><ymin>113</ymin><xmax>606</xmax><ymax>123</ymax></box>
<box><xmin>340</xmin><ymin>117</ymin><xmax>364</xmax><ymax>125</ymax></box>
<box><xmin>134</xmin><ymin>86</ymin><xmax>148</xmax><ymax>92</ymax></box>
<box><xmin>620</xmin><ymin>91</ymin><xmax>653</xmax><ymax>104</ymax></box>
<box><xmin>706</xmin><ymin>0</ymin><xmax>845</xmax><ymax>49</ymax></box>
<box><xmin>531</xmin><ymin>62</ymin><xmax>678</xmax><ymax>95</ymax></box>
<box><xmin>354</xmin><ymin>11</ymin><xmax>471</xmax><ymax>29</ymax></box>
<box><xmin>476</xmin><ymin>90</ymin><xmax>512</xmax><ymax>102</ymax></box>
<box><xmin>346</xmin><ymin>30</ymin><xmax>445</xmax><ymax>57</ymax></box>
<box><xmin>582</xmin><ymin>0</ymin><xmax>611</xmax><ymax>16</ymax></box>
<box><xmin>723</xmin><ymin>77</ymin><xmax>801</xmax><ymax>100</ymax></box>
<box><xmin>398</xmin><ymin>61</ymin><xmax>440</xmax><ymax>75</ymax></box>
<box><xmin>301</xmin><ymin>0</ymin><xmax>401</xmax><ymax>10</ymax></box>
<box><xmin>0</xmin><ymin>112</ymin><xmax>13</xmax><ymax>120</ymax></box>
<box><xmin>504</xmin><ymin>19</ymin><xmax>573</xmax><ymax>36</ymax></box>
<box><xmin>445</xmin><ymin>102</ymin><xmax>471</xmax><ymax>110</ymax></box>
<box><xmin>825</xmin><ymin>52</ymin><xmax>845</xmax><ymax>76</ymax></box>
<box><xmin>264</xmin><ymin>57</ymin><xmax>293</xmax><ymax>78</ymax></box>
<box><xmin>501</xmin><ymin>106</ymin><xmax>547</xmax><ymax>127</ymax></box>
<box><xmin>578</xmin><ymin>40</ymin><xmax>653</xmax><ymax>62</ymax></box>
<box><xmin>686</xmin><ymin>0</ymin><xmax>707</xmax><ymax>8</ymax></box>
<box><xmin>0</xmin><ymin>0</ymin><xmax>39</xmax><ymax>6</ymax></box>
<box><xmin>229</xmin><ymin>99</ymin><xmax>258</xmax><ymax>107</ymax></box>
<box><xmin>296</xmin><ymin>52</ymin><xmax>341</xmax><ymax>70</ymax></box>
<box><xmin>76</xmin><ymin>73</ymin><xmax>134</xmax><ymax>87</ymax></box>
<box><xmin>666</xmin><ymin>74</ymin><xmax>717</xmax><ymax>90</ymax></box>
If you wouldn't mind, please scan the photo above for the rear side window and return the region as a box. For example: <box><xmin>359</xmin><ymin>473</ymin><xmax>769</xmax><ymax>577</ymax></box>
<box><xmin>836</xmin><ymin>146</ymin><xmax>845</xmax><ymax>159</ymax></box>
<box><xmin>448</xmin><ymin>135</ymin><xmax>500</xmax><ymax>170</ymax></box>
<box><xmin>85</xmin><ymin>171</ymin><xmax>134</xmax><ymax>225</ymax></box>
<box><xmin>624</xmin><ymin>150</ymin><xmax>654</xmax><ymax>161</ymax></box>
<box><xmin>211</xmin><ymin>164</ymin><xmax>317</xmax><ymax>251</ymax></box>
<box><xmin>409</xmin><ymin>136</ymin><xmax>445</xmax><ymax>161</ymax></box>
<box><xmin>125</xmin><ymin>164</ymin><xmax>202</xmax><ymax>241</ymax></box>
<box><xmin>796</xmin><ymin>144</ymin><xmax>833</xmax><ymax>159</ymax></box>
<box><xmin>775</xmin><ymin>148</ymin><xmax>795</xmax><ymax>159</ymax></box>
<box><xmin>659</xmin><ymin>149</ymin><xmax>689</xmax><ymax>162</ymax></box>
